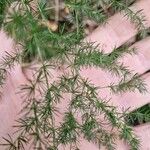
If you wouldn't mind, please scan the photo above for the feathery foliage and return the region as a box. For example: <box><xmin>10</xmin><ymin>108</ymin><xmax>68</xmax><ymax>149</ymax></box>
<box><xmin>0</xmin><ymin>0</ymin><xmax>148</xmax><ymax>150</ymax></box>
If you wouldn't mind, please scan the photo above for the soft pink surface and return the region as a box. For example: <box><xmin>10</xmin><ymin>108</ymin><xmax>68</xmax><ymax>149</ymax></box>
<box><xmin>0</xmin><ymin>0</ymin><xmax>150</xmax><ymax>149</ymax></box>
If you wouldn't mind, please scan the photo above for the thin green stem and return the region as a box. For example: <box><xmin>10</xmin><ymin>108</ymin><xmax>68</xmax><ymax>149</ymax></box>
<box><xmin>43</xmin><ymin>63</ymin><xmax>57</xmax><ymax>149</ymax></box>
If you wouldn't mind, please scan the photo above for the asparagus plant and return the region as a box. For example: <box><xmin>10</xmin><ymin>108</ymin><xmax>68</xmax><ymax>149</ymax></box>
<box><xmin>0</xmin><ymin>0</ymin><xmax>148</xmax><ymax>149</ymax></box>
